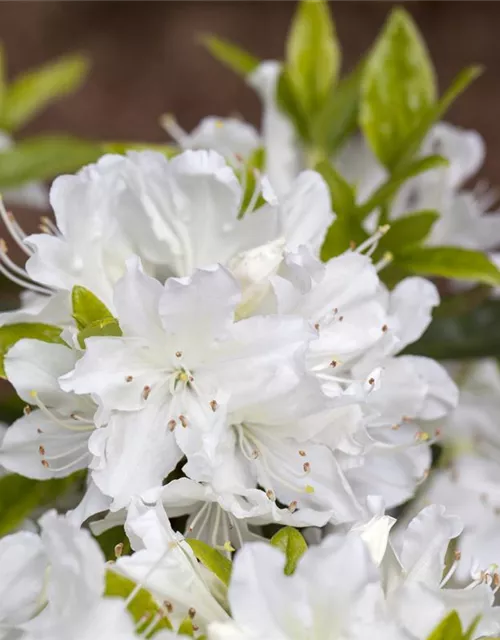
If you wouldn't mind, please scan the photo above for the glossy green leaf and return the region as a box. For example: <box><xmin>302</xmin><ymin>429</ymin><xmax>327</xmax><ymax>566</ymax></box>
<box><xmin>0</xmin><ymin>135</ymin><xmax>102</xmax><ymax>188</ymax></box>
<box><xmin>381</xmin><ymin>210</ymin><xmax>439</xmax><ymax>252</ymax></box>
<box><xmin>71</xmin><ymin>286</ymin><xmax>121</xmax><ymax>348</ymax></box>
<box><xmin>1</xmin><ymin>54</ymin><xmax>89</xmax><ymax>132</ymax></box>
<box><xmin>105</xmin><ymin>570</ymin><xmax>172</xmax><ymax>633</ymax></box>
<box><xmin>0</xmin><ymin>322</ymin><xmax>63</xmax><ymax>378</ymax></box>
<box><xmin>360</xmin><ymin>8</ymin><xmax>436</xmax><ymax>169</ymax></box>
<box><xmin>426</xmin><ymin>611</ymin><xmax>463</xmax><ymax>640</ymax></box>
<box><xmin>408</xmin><ymin>299</ymin><xmax>500</xmax><ymax>360</ymax></box>
<box><xmin>357</xmin><ymin>154</ymin><xmax>449</xmax><ymax>220</ymax></box>
<box><xmin>200</xmin><ymin>34</ymin><xmax>260</xmax><ymax>77</ymax></box>
<box><xmin>270</xmin><ymin>526</ymin><xmax>307</xmax><ymax>575</ymax></box>
<box><xmin>185</xmin><ymin>538</ymin><xmax>232</xmax><ymax>587</ymax></box>
<box><xmin>396</xmin><ymin>65</ymin><xmax>483</xmax><ymax>170</ymax></box>
<box><xmin>312</xmin><ymin>62</ymin><xmax>364</xmax><ymax>156</ymax></box>
<box><xmin>0</xmin><ymin>472</ymin><xmax>84</xmax><ymax>536</ymax></box>
<box><xmin>397</xmin><ymin>246</ymin><xmax>500</xmax><ymax>286</ymax></box>
<box><xmin>102</xmin><ymin>141</ymin><xmax>178</xmax><ymax>158</ymax></box>
<box><xmin>286</xmin><ymin>0</ymin><xmax>340</xmax><ymax>116</ymax></box>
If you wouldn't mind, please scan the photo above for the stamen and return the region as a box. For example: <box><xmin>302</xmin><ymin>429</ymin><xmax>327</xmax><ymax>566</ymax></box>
<box><xmin>0</xmin><ymin>199</ymin><xmax>33</xmax><ymax>256</ymax></box>
<box><xmin>0</xmin><ymin>256</ymin><xmax>52</xmax><ymax>295</ymax></box>
<box><xmin>375</xmin><ymin>251</ymin><xmax>393</xmax><ymax>272</ymax></box>
<box><xmin>30</xmin><ymin>392</ymin><xmax>95</xmax><ymax>433</ymax></box>
<box><xmin>355</xmin><ymin>225</ymin><xmax>390</xmax><ymax>256</ymax></box>
<box><xmin>242</xmin><ymin>169</ymin><xmax>263</xmax><ymax>217</ymax></box>
<box><xmin>40</xmin><ymin>216</ymin><xmax>60</xmax><ymax>236</ymax></box>
<box><xmin>40</xmin><ymin>451</ymin><xmax>89</xmax><ymax>472</ymax></box>
<box><xmin>160</xmin><ymin>114</ymin><xmax>189</xmax><ymax>146</ymax></box>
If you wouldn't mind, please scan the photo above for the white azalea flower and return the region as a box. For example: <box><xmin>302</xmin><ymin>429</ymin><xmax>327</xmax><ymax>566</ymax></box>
<box><xmin>60</xmin><ymin>258</ymin><xmax>316</xmax><ymax>512</ymax></box>
<box><xmin>0</xmin><ymin>510</ymin><xmax>138</xmax><ymax>640</ymax></box>
<box><xmin>115</xmin><ymin>498</ymin><xmax>229</xmax><ymax>633</ymax></box>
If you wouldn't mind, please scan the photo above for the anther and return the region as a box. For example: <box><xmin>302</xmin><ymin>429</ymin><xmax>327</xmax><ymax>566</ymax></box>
<box><xmin>37</xmin><ymin>428</ymin><xmax>43</xmax><ymax>434</ymax></box>
<box><xmin>382</xmin><ymin>324</ymin><xmax>388</xmax><ymax>332</ymax></box>
<box><xmin>179</xmin><ymin>415</ymin><xmax>188</xmax><ymax>428</ymax></box>
<box><xmin>338</xmin><ymin>316</ymin><xmax>344</xmax><ymax>322</ymax></box>
<box><xmin>304</xmin><ymin>484</ymin><xmax>315</xmax><ymax>494</ymax></box>
<box><xmin>288</xmin><ymin>501</ymin><xmax>298</xmax><ymax>513</ymax></box>
<box><xmin>298</xmin><ymin>450</ymin><xmax>306</xmax><ymax>457</ymax></box>
<box><xmin>175</xmin><ymin>351</ymin><xmax>182</xmax><ymax>358</ymax></box>
<box><xmin>303</xmin><ymin>462</ymin><xmax>310</xmax><ymax>473</ymax></box>
<box><xmin>368</xmin><ymin>377</ymin><xmax>375</xmax><ymax>385</ymax></box>
<box><xmin>38</xmin><ymin>445</ymin><xmax>45</xmax><ymax>455</ymax></box>
<box><xmin>142</xmin><ymin>385</ymin><xmax>151</xmax><ymax>400</ymax></box>
<box><xmin>41</xmin><ymin>460</ymin><xmax>49</xmax><ymax>468</ymax></box>
<box><xmin>454</xmin><ymin>550</ymin><xmax>462</xmax><ymax>561</ymax></box>
<box><xmin>188</xmin><ymin>608</ymin><xmax>196</xmax><ymax>619</ymax></box>
<box><xmin>23</xmin><ymin>405</ymin><xmax>32</xmax><ymax>415</ymax></box>
<box><xmin>114</xmin><ymin>543</ymin><xmax>124</xmax><ymax>558</ymax></box>
<box><xmin>349</xmin><ymin>240</ymin><xmax>356</xmax><ymax>249</ymax></box>
<box><xmin>168</xmin><ymin>419</ymin><xmax>176</xmax><ymax>431</ymax></box>
<box><xmin>164</xmin><ymin>601</ymin><xmax>173</xmax><ymax>614</ymax></box>
<box><xmin>266</xmin><ymin>489</ymin><xmax>275</xmax><ymax>501</ymax></box>
<box><xmin>314</xmin><ymin>323</ymin><xmax>320</xmax><ymax>331</ymax></box>
<box><xmin>330</xmin><ymin>360</ymin><xmax>337</xmax><ymax>368</ymax></box>
<box><xmin>209</xmin><ymin>400</ymin><xmax>218</xmax><ymax>412</ymax></box>
<box><xmin>125</xmin><ymin>375</ymin><xmax>133</xmax><ymax>382</ymax></box>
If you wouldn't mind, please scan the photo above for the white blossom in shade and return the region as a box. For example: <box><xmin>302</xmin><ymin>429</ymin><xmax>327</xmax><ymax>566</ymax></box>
<box><xmin>162</xmin><ymin>115</ymin><xmax>260</xmax><ymax>162</ymax></box>
<box><xmin>115</xmin><ymin>498</ymin><xmax>229</xmax><ymax>633</ymax></box>
<box><xmin>0</xmin><ymin>338</ymin><xmax>95</xmax><ymax>481</ymax></box>
<box><xmin>0</xmin><ymin>510</ymin><xmax>139</xmax><ymax>640</ymax></box>
<box><xmin>208</xmin><ymin>531</ymin><xmax>406</xmax><ymax>640</ymax></box>
<box><xmin>59</xmin><ymin>258</ymin><xmax>316</xmax><ymax>512</ymax></box>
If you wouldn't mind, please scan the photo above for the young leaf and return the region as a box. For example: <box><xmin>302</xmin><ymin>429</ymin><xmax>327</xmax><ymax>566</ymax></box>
<box><xmin>407</xmin><ymin>299</ymin><xmax>500</xmax><ymax>360</ymax></box>
<box><xmin>360</xmin><ymin>7</ymin><xmax>436</xmax><ymax>169</ymax></box>
<box><xmin>0</xmin><ymin>472</ymin><xmax>84</xmax><ymax>536</ymax></box>
<box><xmin>71</xmin><ymin>286</ymin><xmax>121</xmax><ymax>348</ymax></box>
<box><xmin>395</xmin><ymin>65</ymin><xmax>483</xmax><ymax>169</ymax></box>
<box><xmin>357</xmin><ymin>154</ymin><xmax>449</xmax><ymax>220</ymax></box>
<box><xmin>397</xmin><ymin>246</ymin><xmax>500</xmax><ymax>286</ymax></box>
<box><xmin>0</xmin><ymin>135</ymin><xmax>102</xmax><ymax>188</ymax></box>
<box><xmin>425</xmin><ymin>611</ymin><xmax>463</xmax><ymax>640</ymax></box>
<box><xmin>0</xmin><ymin>54</ymin><xmax>90</xmax><ymax>132</ymax></box>
<box><xmin>105</xmin><ymin>570</ymin><xmax>172</xmax><ymax>632</ymax></box>
<box><xmin>380</xmin><ymin>210</ymin><xmax>439</xmax><ymax>252</ymax></box>
<box><xmin>286</xmin><ymin>0</ymin><xmax>340</xmax><ymax>115</ymax></box>
<box><xmin>185</xmin><ymin>538</ymin><xmax>232</xmax><ymax>587</ymax></box>
<box><xmin>200</xmin><ymin>34</ymin><xmax>260</xmax><ymax>77</ymax></box>
<box><xmin>315</xmin><ymin>159</ymin><xmax>356</xmax><ymax>217</ymax></box>
<box><xmin>270</xmin><ymin>526</ymin><xmax>307</xmax><ymax>575</ymax></box>
<box><xmin>0</xmin><ymin>322</ymin><xmax>63</xmax><ymax>378</ymax></box>
<box><xmin>276</xmin><ymin>69</ymin><xmax>310</xmax><ymax>143</ymax></box>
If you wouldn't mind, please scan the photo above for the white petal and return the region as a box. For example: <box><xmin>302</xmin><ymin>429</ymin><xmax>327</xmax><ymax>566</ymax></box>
<box><xmin>389</xmin><ymin>277</ymin><xmax>439</xmax><ymax>350</ymax></box>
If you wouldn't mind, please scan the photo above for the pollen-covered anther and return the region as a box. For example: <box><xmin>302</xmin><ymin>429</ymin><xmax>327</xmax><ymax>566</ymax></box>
<box><xmin>114</xmin><ymin>543</ymin><xmax>124</xmax><ymax>558</ymax></box>
<box><xmin>164</xmin><ymin>601</ymin><xmax>173</xmax><ymax>614</ymax></box>
<box><xmin>415</xmin><ymin>431</ymin><xmax>430</xmax><ymax>442</ymax></box>
<box><xmin>209</xmin><ymin>400</ymin><xmax>218</xmax><ymax>412</ymax></box>
<box><xmin>38</xmin><ymin>445</ymin><xmax>45</xmax><ymax>455</ymax></box>
<box><xmin>303</xmin><ymin>462</ymin><xmax>311</xmax><ymax>473</ymax></box>
<box><xmin>188</xmin><ymin>607</ymin><xmax>196</xmax><ymax>619</ymax></box>
<box><xmin>298</xmin><ymin>450</ymin><xmax>306</xmax><ymax>457</ymax></box>
<box><xmin>304</xmin><ymin>484</ymin><xmax>315</xmax><ymax>494</ymax></box>
<box><xmin>167</xmin><ymin>419</ymin><xmax>176</xmax><ymax>431</ymax></box>
<box><xmin>288</xmin><ymin>500</ymin><xmax>298</xmax><ymax>513</ymax></box>
<box><xmin>266</xmin><ymin>489</ymin><xmax>275</xmax><ymax>501</ymax></box>
<box><xmin>175</xmin><ymin>351</ymin><xmax>182</xmax><ymax>358</ymax></box>
<box><xmin>179</xmin><ymin>415</ymin><xmax>188</xmax><ymax>428</ymax></box>
<box><xmin>23</xmin><ymin>405</ymin><xmax>31</xmax><ymax>415</ymax></box>
<box><xmin>125</xmin><ymin>375</ymin><xmax>133</xmax><ymax>383</ymax></box>
<box><xmin>142</xmin><ymin>385</ymin><xmax>151</xmax><ymax>400</ymax></box>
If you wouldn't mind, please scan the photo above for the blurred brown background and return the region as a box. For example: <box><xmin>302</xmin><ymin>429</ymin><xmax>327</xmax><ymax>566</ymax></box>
<box><xmin>0</xmin><ymin>1</ymin><xmax>498</xmax><ymax>180</ymax></box>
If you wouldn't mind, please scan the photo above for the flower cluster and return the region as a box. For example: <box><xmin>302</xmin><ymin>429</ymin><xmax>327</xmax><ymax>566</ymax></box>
<box><xmin>1</xmin><ymin>2</ymin><xmax>500</xmax><ymax>639</ymax></box>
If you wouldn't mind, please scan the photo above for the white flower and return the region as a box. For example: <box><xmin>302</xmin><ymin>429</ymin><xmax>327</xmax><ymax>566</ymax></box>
<box><xmin>115</xmin><ymin>498</ymin><xmax>229</xmax><ymax>633</ymax></box>
<box><xmin>209</xmin><ymin>531</ymin><xmax>405</xmax><ymax>640</ymax></box>
<box><xmin>0</xmin><ymin>510</ymin><xmax>138</xmax><ymax>640</ymax></box>
<box><xmin>60</xmin><ymin>258</ymin><xmax>315</xmax><ymax>511</ymax></box>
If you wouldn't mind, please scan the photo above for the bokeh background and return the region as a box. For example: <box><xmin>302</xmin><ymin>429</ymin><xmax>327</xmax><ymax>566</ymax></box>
<box><xmin>0</xmin><ymin>1</ymin><xmax>498</xmax><ymax>179</ymax></box>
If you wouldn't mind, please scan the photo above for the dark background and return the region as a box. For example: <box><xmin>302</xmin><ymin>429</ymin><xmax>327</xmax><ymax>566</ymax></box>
<box><xmin>0</xmin><ymin>1</ymin><xmax>498</xmax><ymax>180</ymax></box>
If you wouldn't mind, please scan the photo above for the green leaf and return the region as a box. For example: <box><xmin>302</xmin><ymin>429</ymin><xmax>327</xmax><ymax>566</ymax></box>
<box><xmin>407</xmin><ymin>299</ymin><xmax>500</xmax><ymax>360</ymax></box>
<box><xmin>276</xmin><ymin>69</ymin><xmax>310</xmax><ymax>143</ymax></box>
<box><xmin>0</xmin><ymin>135</ymin><xmax>102</xmax><ymax>188</ymax></box>
<box><xmin>360</xmin><ymin>7</ymin><xmax>436</xmax><ymax>169</ymax></box>
<box><xmin>311</xmin><ymin>62</ymin><xmax>364</xmax><ymax>156</ymax></box>
<box><xmin>71</xmin><ymin>286</ymin><xmax>121</xmax><ymax>348</ymax></box>
<box><xmin>185</xmin><ymin>538</ymin><xmax>232</xmax><ymax>587</ymax></box>
<box><xmin>1</xmin><ymin>54</ymin><xmax>89</xmax><ymax>132</ymax></box>
<box><xmin>200</xmin><ymin>34</ymin><xmax>260</xmax><ymax>77</ymax></box>
<box><xmin>380</xmin><ymin>210</ymin><xmax>439</xmax><ymax>252</ymax></box>
<box><xmin>396</xmin><ymin>65</ymin><xmax>483</xmax><ymax>169</ymax></box>
<box><xmin>0</xmin><ymin>472</ymin><xmax>84</xmax><ymax>536</ymax></box>
<box><xmin>357</xmin><ymin>154</ymin><xmax>449</xmax><ymax>220</ymax></box>
<box><xmin>178</xmin><ymin>618</ymin><xmax>195</xmax><ymax>637</ymax></box>
<box><xmin>237</xmin><ymin>146</ymin><xmax>267</xmax><ymax>218</ymax></box>
<box><xmin>315</xmin><ymin>159</ymin><xmax>356</xmax><ymax>216</ymax></box>
<box><xmin>270</xmin><ymin>526</ymin><xmax>307</xmax><ymax>575</ymax></box>
<box><xmin>0</xmin><ymin>322</ymin><xmax>63</xmax><ymax>378</ymax></box>
<box><xmin>426</xmin><ymin>611</ymin><xmax>463</xmax><ymax>640</ymax></box>
<box><xmin>286</xmin><ymin>0</ymin><xmax>340</xmax><ymax>116</ymax></box>
<box><xmin>105</xmin><ymin>570</ymin><xmax>172</xmax><ymax>634</ymax></box>
<box><xmin>397</xmin><ymin>246</ymin><xmax>500</xmax><ymax>286</ymax></box>
<box><xmin>102</xmin><ymin>141</ymin><xmax>178</xmax><ymax>158</ymax></box>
